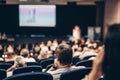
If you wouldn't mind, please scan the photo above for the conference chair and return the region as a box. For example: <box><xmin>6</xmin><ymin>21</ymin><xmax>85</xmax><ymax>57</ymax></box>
<box><xmin>40</xmin><ymin>59</ymin><xmax>54</xmax><ymax>69</ymax></box>
<box><xmin>72</xmin><ymin>56</ymin><xmax>80</xmax><ymax>65</ymax></box>
<box><xmin>76</xmin><ymin>60</ymin><xmax>93</xmax><ymax>67</ymax></box>
<box><xmin>0</xmin><ymin>63</ymin><xmax>12</xmax><ymax>70</ymax></box>
<box><xmin>0</xmin><ymin>69</ymin><xmax>6</xmax><ymax>80</ymax></box>
<box><xmin>60</xmin><ymin>67</ymin><xmax>92</xmax><ymax>80</ymax></box>
<box><xmin>6</xmin><ymin>61</ymin><xmax>14</xmax><ymax>65</ymax></box>
<box><xmin>13</xmin><ymin>66</ymin><xmax>42</xmax><ymax>75</ymax></box>
<box><xmin>26</xmin><ymin>62</ymin><xmax>39</xmax><ymax>66</ymax></box>
<box><xmin>3</xmin><ymin>72</ymin><xmax>53</xmax><ymax>80</ymax></box>
<box><xmin>44</xmin><ymin>64</ymin><xmax>54</xmax><ymax>72</ymax></box>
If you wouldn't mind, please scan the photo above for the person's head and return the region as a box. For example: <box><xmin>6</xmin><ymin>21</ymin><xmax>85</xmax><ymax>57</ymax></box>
<box><xmin>102</xmin><ymin>24</ymin><xmax>120</xmax><ymax>80</ymax></box>
<box><xmin>55</xmin><ymin>43</ymin><xmax>73</xmax><ymax>66</ymax></box>
<box><xmin>74</xmin><ymin>25</ymin><xmax>80</xmax><ymax>30</ymax></box>
<box><xmin>14</xmin><ymin>56</ymin><xmax>26</xmax><ymax>67</ymax></box>
<box><xmin>20</xmin><ymin>48</ymin><xmax>29</xmax><ymax>58</ymax></box>
<box><xmin>6</xmin><ymin>56</ymin><xmax>27</xmax><ymax>72</ymax></box>
<box><xmin>38</xmin><ymin>51</ymin><xmax>47</xmax><ymax>60</ymax></box>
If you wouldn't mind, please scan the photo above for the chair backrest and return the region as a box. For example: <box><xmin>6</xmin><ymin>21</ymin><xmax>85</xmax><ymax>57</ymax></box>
<box><xmin>40</xmin><ymin>59</ymin><xmax>54</xmax><ymax>69</ymax></box>
<box><xmin>0</xmin><ymin>61</ymin><xmax>5</xmax><ymax>63</ymax></box>
<box><xmin>6</xmin><ymin>61</ymin><xmax>14</xmax><ymax>65</ymax></box>
<box><xmin>76</xmin><ymin>60</ymin><xmax>93</xmax><ymax>67</ymax></box>
<box><xmin>72</xmin><ymin>56</ymin><xmax>80</xmax><ymax>65</ymax></box>
<box><xmin>26</xmin><ymin>62</ymin><xmax>39</xmax><ymax>66</ymax></box>
<box><xmin>60</xmin><ymin>67</ymin><xmax>92</xmax><ymax>80</ymax></box>
<box><xmin>13</xmin><ymin>66</ymin><xmax>42</xmax><ymax>75</ymax></box>
<box><xmin>3</xmin><ymin>72</ymin><xmax>53</xmax><ymax>80</ymax></box>
<box><xmin>0</xmin><ymin>69</ymin><xmax>6</xmax><ymax>80</ymax></box>
<box><xmin>0</xmin><ymin>63</ymin><xmax>12</xmax><ymax>70</ymax></box>
<box><xmin>44</xmin><ymin>64</ymin><xmax>54</xmax><ymax>72</ymax></box>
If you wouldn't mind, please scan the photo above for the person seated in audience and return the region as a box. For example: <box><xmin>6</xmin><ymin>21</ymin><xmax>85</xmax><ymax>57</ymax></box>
<box><xmin>85</xmin><ymin>38</ymin><xmax>91</xmax><ymax>46</ymax></box>
<box><xmin>1</xmin><ymin>32</ymin><xmax>7</xmax><ymax>42</ymax></box>
<box><xmin>7</xmin><ymin>44</ymin><xmax>14</xmax><ymax>54</ymax></box>
<box><xmin>14</xmin><ymin>44</ymin><xmax>21</xmax><ymax>55</ymax></box>
<box><xmin>40</xmin><ymin>41</ymin><xmax>45</xmax><ymax>49</ymax></box>
<box><xmin>73</xmin><ymin>46</ymin><xmax>83</xmax><ymax>57</ymax></box>
<box><xmin>79</xmin><ymin>38</ymin><xmax>86</xmax><ymax>48</ymax></box>
<box><xmin>7</xmin><ymin>56</ymin><xmax>27</xmax><ymax>72</ymax></box>
<box><xmin>72</xmin><ymin>41</ymin><xmax>79</xmax><ymax>53</ymax></box>
<box><xmin>86</xmin><ymin>24</ymin><xmax>120</xmax><ymax>80</ymax></box>
<box><xmin>47</xmin><ymin>50</ymin><xmax>53</xmax><ymax>58</ymax></box>
<box><xmin>79</xmin><ymin>44</ymin><xmax>97</xmax><ymax>60</ymax></box>
<box><xmin>37</xmin><ymin>51</ymin><xmax>48</xmax><ymax>60</ymax></box>
<box><xmin>47</xmin><ymin>40</ymin><xmax>52</xmax><ymax>49</ymax></box>
<box><xmin>3</xmin><ymin>45</ymin><xmax>17</xmax><ymax>62</ymax></box>
<box><xmin>47</xmin><ymin>43</ymin><xmax>85</xmax><ymax>80</ymax></box>
<box><xmin>33</xmin><ymin>44</ymin><xmax>40</xmax><ymax>54</ymax></box>
<box><xmin>20</xmin><ymin>48</ymin><xmax>36</xmax><ymax>62</ymax></box>
<box><xmin>52</xmin><ymin>39</ymin><xmax>58</xmax><ymax>49</ymax></box>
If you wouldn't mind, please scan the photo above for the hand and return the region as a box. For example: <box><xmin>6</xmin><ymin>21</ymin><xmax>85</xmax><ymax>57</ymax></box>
<box><xmin>89</xmin><ymin>48</ymin><xmax>104</xmax><ymax>80</ymax></box>
<box><xmin>48</xmin><ymin>58</ymin><xmax>58</xmax><ymax>71</ymax></box>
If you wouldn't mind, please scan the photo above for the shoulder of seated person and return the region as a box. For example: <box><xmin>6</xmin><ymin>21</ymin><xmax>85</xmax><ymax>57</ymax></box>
<box><xmin>71</xmin><ymin>65</ymin><xmax>86</xmax><ymax>69</ymax></box>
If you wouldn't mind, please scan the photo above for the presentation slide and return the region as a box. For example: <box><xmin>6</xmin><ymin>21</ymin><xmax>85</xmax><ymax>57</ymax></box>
<box><xmin>19</xmin><ymin>5</ymin><xmax>56</xmax><ymax>27</ymax></box>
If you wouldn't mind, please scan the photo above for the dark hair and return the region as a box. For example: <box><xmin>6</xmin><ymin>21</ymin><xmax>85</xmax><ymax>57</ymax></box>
<box><xmin>55</xmin><ymin>44</ymin><xmax>73</xmax><ymax>65</ymax></box>
<box><xmin>21</xmin><ymin>52</ymin><xmax>28</xmax><ymax>58</ymax></box>
<box><xmin>102</xmin><ymin>24</ymin><xmax>120</xmax><ymax>80</ymax></box>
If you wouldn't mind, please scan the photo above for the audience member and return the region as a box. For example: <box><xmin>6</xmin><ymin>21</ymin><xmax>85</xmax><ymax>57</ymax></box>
<box><xmin>87</xmin><ymin>24</ymin><xmax>120</xmax><ymax>80</ymax></box>
<box><xmin>47</xmin><ymin>43</ymin><xmax>85</xmax><ymax>80</ymax></box>
<box><xmin>20</xmin><ymin>48</ymin><xmax>36</xmax><ymax>62</ymax></box>
<box><xmin>14</xmin><ymin>44</ymin><xmax>21</xmax><ymax>55</ymax></box>
<box><xmin>37</xmin><ymin>51</ymin><xmax>48</xmax><ymax>60</ymax></box>
<box><xmin>33</xmin><ymin>44</ymin><xmax>40</xmax><ymax>54</ymax></box>
<box><xmin>4</xmin><ymin>52</ymin><xmax>16</xmax><ymax>62</ymax></box>
<box><xmin>7</xmin><ymin>45</ymin><xmax>14</xmax><ymax>54</ymax></box>
<box><xmin>7</xmin><ymin>56</ymin><xmax>27</xmax><ymax>72</ymax></box>
<box><xmin>1</xmin><ymin>32</ymin><xmax>7</xmax><ymax>42</ymax></box>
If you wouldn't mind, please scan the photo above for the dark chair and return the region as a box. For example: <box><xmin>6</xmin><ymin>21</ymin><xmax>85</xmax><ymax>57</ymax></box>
<box><xmin>3</xmin><ymin>72</ymin><xmax>53</xmax><ymax>80</ymax></box>
<box><xmin>60</xmin><ymin>67</ymin><xmax>92</xmax><ymax>80</ymax></box>
<box><xmin>0</xmin><ymin>63</ymin><xmax>12</xmax><ymax>70</ymax></box>
<box><xmin>26</xmin><ymin>62</ymin><xmax>39</xmax><ymax>66</ymax></box>
<box><xmin>44</xmin><ymin>64</ymin><xmax>54</xmax><ymax>72</ymax></box>
<box><xmin>40</xmin><ymin>59</ymin><xmax>54</xmax><ymax>69</ymax></box>
<box><xmin>0</xmin><ymin>69</ymin><xmax>6</xmax><ymax>80</ymax></box>
<box><xmin>72</xmin><ymin>56</ymin><xmax>80</xmax><ymax>65</ymax></box>
<box><xmin>0</xmin><ymin>61</ymin><xmax>5</xmax><ymax>63</ymax></box>
<box><xmin>13</xmin><ymin>66</ymin><xmax>42</xmax><ymax>75</ymax></box>
<box><xmin>76</xmin><ymin>60</ymin><xmax>93</xmax><ymax>67</ymax></box>
<box><xmin>6</xmin><ymin>61</ymin><xmax>14</xmax><ymax>65</ymax></box>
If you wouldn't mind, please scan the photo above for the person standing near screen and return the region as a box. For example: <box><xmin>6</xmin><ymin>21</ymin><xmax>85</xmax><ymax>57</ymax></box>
<box><xmin>72</xmin><ymin>25</ymin><xmax>81</xmax><ymax>41</ymax></box>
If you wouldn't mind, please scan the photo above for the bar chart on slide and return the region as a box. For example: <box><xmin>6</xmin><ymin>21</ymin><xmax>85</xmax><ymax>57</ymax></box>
<box><xmin>19</xmin><ymin>5</ymin><xmax>56</xmax><ymax>27</ymax></box>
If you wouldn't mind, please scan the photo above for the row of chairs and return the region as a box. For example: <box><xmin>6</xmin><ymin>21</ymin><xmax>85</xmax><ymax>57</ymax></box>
<box><xmin>0</xmin><ymin>59</ymin><xmax>93</xmax><ymax>71</ymax></box>
<box><xmin>0</xmin><ymin>54</ymin><xmax>95</xmax><ymax>70</ymax></box>
<box><xmin>1</xmin><ymin>67</ymin><xmax>92</xmax><ymax>80</ymax></box>
<box><xmin>0</xmin><ymin>58</ymin><xmax>54</xmax><ymax>70</ymax></box>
